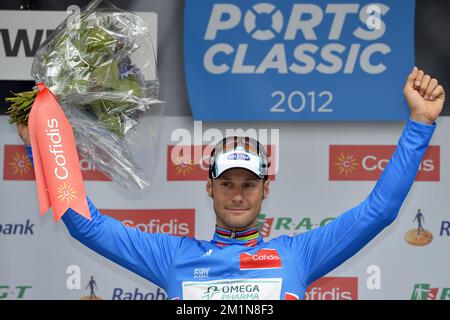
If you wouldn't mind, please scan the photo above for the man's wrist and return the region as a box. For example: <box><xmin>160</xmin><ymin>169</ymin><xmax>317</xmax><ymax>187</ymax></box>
<box><xmin>410</xmin><ymin>113</ymin><xmax>434</xmax><ymax>125</ymax></box>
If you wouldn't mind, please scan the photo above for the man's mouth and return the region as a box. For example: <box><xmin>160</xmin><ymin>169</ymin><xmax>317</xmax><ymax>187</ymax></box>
<box><xmin>226</xmin><ymin>207</ymin><xmax>249</xmax><ymax>212</ymax></box>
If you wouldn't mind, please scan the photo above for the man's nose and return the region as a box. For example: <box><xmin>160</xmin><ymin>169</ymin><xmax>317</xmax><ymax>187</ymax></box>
<box><xmin>230</xmin><ymin>186</ymin><xmax>245</xmax><ymax>201</ymax></box>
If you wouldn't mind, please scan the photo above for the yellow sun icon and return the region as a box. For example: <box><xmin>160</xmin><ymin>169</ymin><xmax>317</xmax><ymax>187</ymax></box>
<box><xmin>57</xmin><ymin>183</ymin><xmax>79</xmax><ymax>204</ymax></box>
<box><xmin>334</xmin><ymin>152</ymin><xmax>359</xmax><ymax>176</ymax></box>
<box><xmin>174</xmin><ymin>157</ymin><xmax>195</xmax><ymax>176</ymax></box>
<box><xmin>9</xmin><ymin>152</ymin><xmax>32</xmax><ymax>176</ymax></box>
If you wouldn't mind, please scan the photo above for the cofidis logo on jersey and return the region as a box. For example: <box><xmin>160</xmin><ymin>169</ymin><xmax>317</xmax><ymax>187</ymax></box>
<box><xmin>184</xmin><ymin>0</ymin><xmax>414</xmax><ymax>121</ymax></box>
<box><xmin>3</xmin><ymin>145</ymin><xmax>110</xmax><ymax>181</ymax></box>
<box><xmin>329</xmin><ymin>145</ymin><xmax>440</xmax><ymax>181</ymax></box>
<box><xmin>240</xmin><ymin>249</ymin><xmax>281</xmax><ymax>270</ymax></box>
<box><xmin>103</xmin><ymin>209</ymin><xmax>195</xmax><ymax>237</ymax></box>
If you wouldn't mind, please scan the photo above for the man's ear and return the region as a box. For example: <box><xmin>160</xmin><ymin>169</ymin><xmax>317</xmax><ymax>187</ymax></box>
<box><xmin>206</xmin><ymin>178</ymin><xmax>213</xmax><ymax>198</ymax></box>
<box><xmin>262</xmin><ymin>179</ymin><xmax>270</xmax><ymax>199</ymax></box>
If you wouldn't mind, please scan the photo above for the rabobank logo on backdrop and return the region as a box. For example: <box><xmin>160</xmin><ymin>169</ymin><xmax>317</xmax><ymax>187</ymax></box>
<box><xmin>184</xmin><ymin>0</ymin><xmax>415</xmax><ymax>121</ymax></box>
<box><xmin>0</xmin><ymin>220</ymin><xmax>35</xmax><ymax>235</ymax></box>
<box><xmin>112</xmin><ymin>287</ymin><xmax>167</xmax><ymax>300</ymax></box>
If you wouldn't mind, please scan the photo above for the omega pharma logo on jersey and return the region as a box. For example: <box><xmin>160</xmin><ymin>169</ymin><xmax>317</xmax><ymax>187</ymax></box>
<box><xmin>184</xmin><ymin>0</ymin><xmax>414</xmax><ymax>121</ymax></box>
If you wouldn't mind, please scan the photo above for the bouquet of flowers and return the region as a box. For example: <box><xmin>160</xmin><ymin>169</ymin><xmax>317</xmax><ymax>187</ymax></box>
<box><xmin>5</xmin><ymin>0</ymin><xmax>163</xmax><ymax>190</ymax></box>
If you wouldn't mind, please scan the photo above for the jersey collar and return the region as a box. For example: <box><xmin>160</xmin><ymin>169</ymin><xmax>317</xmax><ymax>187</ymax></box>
<box><xmin>212</xmin><ymin>225</ymin><xmax>263</xmax><ymax>247</ymax></box>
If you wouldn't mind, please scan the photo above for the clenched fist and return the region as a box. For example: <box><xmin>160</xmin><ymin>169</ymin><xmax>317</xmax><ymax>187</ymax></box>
<box><xmin>404</xmin><ymin>66</ymin><xmax>446</xmax><ymax>124</ymax></box>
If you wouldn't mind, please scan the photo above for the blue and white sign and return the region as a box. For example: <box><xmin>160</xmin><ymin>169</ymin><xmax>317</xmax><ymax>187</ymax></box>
<box><xmin>184</xmin><ymin>0</ymin><xmax>415</xmax><ymax>121</ymax></box>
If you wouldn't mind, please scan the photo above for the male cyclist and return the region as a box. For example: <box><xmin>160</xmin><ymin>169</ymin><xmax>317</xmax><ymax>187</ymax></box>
<box><xmin>17</xmin><ymin>67</ymin><xmax>445</xmax><ymax>299</ymax></box>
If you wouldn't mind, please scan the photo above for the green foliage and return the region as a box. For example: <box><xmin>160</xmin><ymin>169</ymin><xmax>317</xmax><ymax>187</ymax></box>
<box><xmin>4</xmin><ymin>11</ymin><xmax>143</xmax><ymax>139</ymax></box>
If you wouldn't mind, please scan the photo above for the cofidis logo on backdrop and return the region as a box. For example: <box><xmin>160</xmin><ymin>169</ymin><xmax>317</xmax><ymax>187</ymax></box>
<box><xmin>3</xmin><ymin>145</ymin><xmax>110</xmax><ymax>181</ymax></box>
<box><xmin>184</xmin><ymin>0</ymin><xmax>415</xmax><ymax>121</ymax></box>
<box><xmin>103</xmin><ymin>209</ymin><xmax>195</xmax><ymax>238</ymax></box>
<box><xmin>305</xmin><ymin>277</ymin><xmax>358</xmax><ymax>300</ymax></box>
<box><xmin>167</xmin><ymin>144</ymin><xmax>276</xmax><ymax>181</ymax></box>
<box><xmin>329</xmin><ymin>145</ymin><xmax>439</xmax><ymax>181</ymax></box>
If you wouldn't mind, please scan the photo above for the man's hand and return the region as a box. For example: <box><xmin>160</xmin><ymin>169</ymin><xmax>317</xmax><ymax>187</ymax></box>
<box><xmin>403</xmin><ymin>66</ymin><xmax>446</xmax><ymax>124</ymax></box>
<box><xmin>17</xmin><ymin>122</ymin><xmax>31</xmax><ymax>145</ymax></box>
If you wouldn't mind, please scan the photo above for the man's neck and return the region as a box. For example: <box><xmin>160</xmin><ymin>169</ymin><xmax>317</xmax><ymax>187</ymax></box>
<box><xmin>215</xmin><ymin>225</ymin><xmax>259</xmax><ymax>239</ymax></box>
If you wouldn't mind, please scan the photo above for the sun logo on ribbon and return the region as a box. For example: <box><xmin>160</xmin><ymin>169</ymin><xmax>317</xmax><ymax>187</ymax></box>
<box><xmin>9</xmin><ymin>152</ymin><xmax>32</xmax><ymax>176</ymax></box>
<box><xmin>57</xmin><ymin>183</ymin><xmax>79</xmax><ymax>204</ymax></box>
<box><xmin>174</xmin><ymin>156</ymin><xmax>195</xmax><ymax>176</ymax></box>
<box><xmin>334</xmin><ymin>152</ymin><xmax>359</xmax><ymax>176</ymax></box>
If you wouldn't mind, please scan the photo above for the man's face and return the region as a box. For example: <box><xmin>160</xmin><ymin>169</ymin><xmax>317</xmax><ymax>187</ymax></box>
<box><xmin>206</xmin><ymin>168</ymin><xmax>270</xmax><ymax>231</ymax></box>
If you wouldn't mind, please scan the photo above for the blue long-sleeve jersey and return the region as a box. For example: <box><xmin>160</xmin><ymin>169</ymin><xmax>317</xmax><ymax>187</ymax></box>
<box><xmin>25</xmin><ymin>118</ymin><xmax>435</xmax><ymax>300</ymax></box>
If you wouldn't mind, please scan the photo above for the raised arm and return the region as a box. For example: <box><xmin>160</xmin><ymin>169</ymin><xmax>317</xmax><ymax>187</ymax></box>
<box><xmin>23</xmin><ymin>143</ymin><xmax>184</xmax><ymax>290</ymax></box>
<box><xmin>284</xmin><ymin>67</ymin><xmax>445</xmax><ymax>286</ymax></box>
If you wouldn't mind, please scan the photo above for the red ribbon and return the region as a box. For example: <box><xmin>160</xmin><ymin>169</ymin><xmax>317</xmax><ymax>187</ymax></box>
<box><xmin>28</xmin><ymin>83</ymin><xmax>91</xmax><ymax>222</ymax></box>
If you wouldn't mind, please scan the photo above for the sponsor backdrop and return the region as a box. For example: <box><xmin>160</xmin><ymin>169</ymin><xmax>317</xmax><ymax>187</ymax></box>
<box><xmin>0</xmin><ymin>0</ymin><xmax>449</xmax><ymax>300</ymax></box>
<box><xmin>184</xmin><ymin>0</ymin><xmax>415</xmax><ymax>121</ymax></box>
